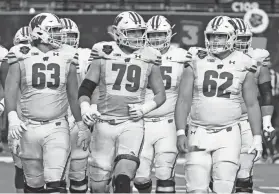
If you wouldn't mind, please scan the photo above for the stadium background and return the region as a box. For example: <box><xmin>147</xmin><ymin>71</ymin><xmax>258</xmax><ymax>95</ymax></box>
<box><xmin>0</xmin><ymin>0</ymin><xmax>279</xmax><ymax>193</ymax></box>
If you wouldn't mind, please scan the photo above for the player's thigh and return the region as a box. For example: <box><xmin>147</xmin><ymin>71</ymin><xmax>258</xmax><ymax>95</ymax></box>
<box><xmin>19</xmin><ymin>124</ymin><xmax>43</xmax><ymax>160</ymax></box>
<box><xmin>135</xmin><ymin>121</ymin><xmax>154</xmax><ymax>181</ymax></box>
<box><xmin>89</xmin><ymin>122</ymin><xmax>117</xmax><ymax>182</ymax></box>
<box><xmin>212</xmin><ymin>125</ymin><xmax>241</xmax><ymax>192</ymax></box>
<box><xmin>153</xmin><ymin>119</ymin><xmax>178</xmax><ymax>180</ymax></box>
<box><xmin>185</xmin><ymin>151</ymin><xmax>212</xmax><ymax>192</ymax></box>
<box><xmin>212</xmin><ymin>124</ymin><xmax>241</xmax><ymax>164</ymax></box>
<box><xmin>114</xmin><ymin>120</ymin><xmax>144</xmax><ymax>176</ymax></box>
<box><xmin>43</xmin><ymin>119</ymin><xmax>71</xmax><ymax>182</ymax></box>
<box><xmin>185</xmin><ymin>125</ymin><xmax>212</xmax><ymax>192</ymax></box>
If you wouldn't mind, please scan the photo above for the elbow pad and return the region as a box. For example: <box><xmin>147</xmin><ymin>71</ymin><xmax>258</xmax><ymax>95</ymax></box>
<box><xmin>259</xmin><ymin>81</ymin><xmax>272</xmax><ymax>106</ymax></box>
<box><xmin>78</xmin><ymin>79</ymin><xmax>97</xmax><ymax>99</ymax></box>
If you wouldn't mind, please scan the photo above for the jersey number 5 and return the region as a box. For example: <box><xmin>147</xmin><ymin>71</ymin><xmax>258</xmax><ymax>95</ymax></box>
<box><xmin>112</xmin><ymin>63</ymin><xmax>141</xmax><ymax>92</ymax></box>
<box><xmin>32</xmin><ymin>63</ymin><xmax>60</xmax><ymax>89</ymax></box>
<box><xmin>202</xmin><ymin>70</ymin><xmax>233</xmax><ymax>98</ymax></box>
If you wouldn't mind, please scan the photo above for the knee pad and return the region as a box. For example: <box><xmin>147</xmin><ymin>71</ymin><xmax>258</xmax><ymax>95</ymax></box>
<box><xmin>69</xmin><ymin>158</ymin><xmax>88</xmax><ymax>181</ymax></box>
<box><xmin>115</xmin><ymin>154</ymin><xmax>140</xmax><ymax>168</ymax></box>
<box><xmin>112</xmin><ymin>174</ymin><xmax>131</xmax><ymax>193</ymax></box>
<box><xmin>156</xmin><ymin>179</ymin><xmax>175</xmax><ymax>193</ymax></box>
<box><xmin>15</xmin><ymin>166</ymin><xmax>24</xmax><ymax>189</ymax></box>
<box><xmin>134</xmin><ymin>179</ymin><xmax>152</xmax><ymax>192</ymax></box>
<box><xmin>155</xmin><ymin>152</ymin><xmax>177</xmax><ymax>180</ymax></box>
<box><xmin>46</xmin><ymin>180</ymin><xmax>67</xmax><ymax>193</ymax></box>
<box><xmin>235</xmin><ymin>177</ymin><xmax>253</xmax><ymax>193</ymax></box>
<box><xmin>24</xmin><ymin>184</ymin><xmax>45</xmax><ymax>193</ymax></box>
<box><xmin>238</xmin><ymin>153</ymin><xmax>255</xmax><ymax>179</ymax></box>
<box><xmin>69</xmin><ymin>177</ymin><xmax>88</xmax><ymax>193</ymax></box>
<box><xmin>212</xmin><ymin>162</ymin><xmax>239</xmax><ymax>193</ymax></box>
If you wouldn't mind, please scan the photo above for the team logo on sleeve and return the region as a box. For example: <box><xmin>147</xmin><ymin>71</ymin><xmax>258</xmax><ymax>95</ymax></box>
<box><xmin>197</xmin><ymin>50</ymin><xmax>207</xmax><ymax>59</ymax></box>
<box><xmin>19</xmin><ymin>46</ymin><xmax>30</xmax><ymax>54</ymax></box>
<box><xmin>102</xmin><ymin>45</ymin><xmax>113</xmax><ymax>55</ymax></box>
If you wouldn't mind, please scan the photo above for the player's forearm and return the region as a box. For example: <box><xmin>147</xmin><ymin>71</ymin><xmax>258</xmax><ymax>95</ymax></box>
<box><xmin>175</xmin><ymin>98</ymin><xmax>191</xmax><ymax>132</ymax></box>
<box><xmin>152</xmin><ymin>90</ymin><xmax>166</xmax><ymax>109</ymax></box>
<box><xmin>5</xmin><ymin>85</ymin><xmax>18</xmax><ymax>113</ymax></box>
<box><xmin>247</xmin><ymin>103</ymin><xmax>262</xmax><ymax>136</ymax></box>
<box><xmin>261</xmin><ymin>105</ymin><xmax>274</xmax><ymax>117</ymax></box>
<box><xmin>68</xmin><ymin>96</ymin><xmax>82</xmax><ymax>122</ymax></box>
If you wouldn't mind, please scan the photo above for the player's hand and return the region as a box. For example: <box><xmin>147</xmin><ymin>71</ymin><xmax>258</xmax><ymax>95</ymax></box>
<box><xmin>8</xmin><ymin>134</ymin><xmax>20</xmax><ymax>155</ymax></box>
<box><xmin>81</xmin><ymin>103</ymin><xmax>101</xmax><ymax>126</ymax></box>
<box><xmin>68</xmin><ymin>115</ymin><xmax>75</xmax><ymax>130</ymax></box>
<box><xmin>177</xmin><ymin>135</ymin><xmax>188</xmax><ymax>153</ymax></box>
<box><xmin>263</xmin><ymin>115</ymin><xmax>276</xmax><ymax>142</ymax></box>
<box><xmin>248</xmin><ymin>135</ymin><xmax>263</xmax><ymax>162</ymax></box>
<box><xmin>0</xmin><ymin>103</ymin><xmax>4</xmax><ymax>116</ymax></box>
<box><xmin>76</xmin><ymin>121</ymin><xmax>91</xmax><ymax>151</ymax></box>
<box><xmin>8</xmin><ymin>111</ymin><xmax>27</xmax><ymax>140</ymax></box>
<box><xmin>128</xmin><ymin>104</ymin><xmax>144</xmax><ymax>121</ymax></box>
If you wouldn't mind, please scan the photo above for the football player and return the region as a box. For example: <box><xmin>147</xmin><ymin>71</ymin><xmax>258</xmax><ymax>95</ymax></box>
<box><xmin>60</xmin><ymin>17</ymin><xmax>92</xmax><ymax>193</ymax></box>
<box><xmin>1</xmin><ymin>26</ymin><xmax>31</xmax><ymax>193</ymax></box>
<box><xmin>232</xmin><ymin>18</ymin><xmax>274</xmax><ymax>193</ymax></box>
<box><xmin>0</xmin><ymin>41</ymin><xmax>8</xmax><ymax>154</ymax></box>
<box><xmin>134</xmin><ymin>15</ymin><xmax>185</xmax><ymax>193</ymax></box>
<box><xmin>5</xmin><ymin>13</ymin><xmax>89</xmax><ymax>193</ymax></box>
<box><xmin>78</xmin><ymin>11</ymin><xmax>166</xmax><ymax>193</ymax></box>
<box><xmin>175</xmin><ymin>16</ymin><xmax>262</xmax><ymax>193</ymax></box>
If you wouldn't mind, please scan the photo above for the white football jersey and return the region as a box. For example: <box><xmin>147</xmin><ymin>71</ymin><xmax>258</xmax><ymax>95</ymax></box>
<box><xmin>145</xmin><ymin>45</ymin><xmax>187</xmax><ymax>118</ymax></box>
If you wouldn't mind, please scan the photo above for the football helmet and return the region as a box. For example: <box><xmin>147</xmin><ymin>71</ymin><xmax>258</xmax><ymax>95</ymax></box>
<box><xmin>29</xmin><ymin>13</ymin><xmax>65</xmax><ymax>48</ymax></box>
<box><xmin>232</xmin><ymin>18</ymin><xmax>252</xmax><ymax>53</ymax></box>
<box><xmin>13</xmin><ymin>26</ymin><xmax>31</xmax><ymax>46</ymax></box>
<box><xmin>145</xmin><ymin>15</ymin><xmax>175</xmax><ymax>51</ymax></box>
<box><xmin>112</xmin><ymin>11</ymin><xmax>146</xmax><ymax>50</ymax></box>
<box><xmin>205</xmin><ymin>16</ymin><xmax>237</xmax><ymax>54</ymax></box>
<box><xmin>60</xmin><ymin>18</ymin><xmax>80</xmax><ymax>48</ymax></box>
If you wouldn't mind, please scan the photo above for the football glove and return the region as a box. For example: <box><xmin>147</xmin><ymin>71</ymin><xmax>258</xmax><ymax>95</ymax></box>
<box><xmin>248</xmin><ymin>135</ymin><xmax>263</xmax><ymax>162</ymax></box>
<box><xmin>80</xmin><ymin>102</ymin><xmax>101</xmax><ymax>126</ymax></box>
<box><xmin>263</xmin><ymin>115</ymin><xmax>276</xmax><ymax>142</ymax></box>
<box><xmin>8</xmin><ymin>111</ymin><xmax>27</xmax><ymax>140</ymax></box>
<box><xmin>76</xmin><ymin>121</ymin><xmax>91</xmax><ymax>151</ymax></box>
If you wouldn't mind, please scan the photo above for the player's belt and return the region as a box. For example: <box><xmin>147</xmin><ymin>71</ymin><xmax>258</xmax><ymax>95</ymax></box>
<box><xmin>144</xmin><ymin>117</ymin><xmax>173</xmax><ymax>122</ymax></box>
<box><xmin>26</xmin><ymin>116</ymin><xmax>67</xmax><ymax>125</ymax></box>
<box><xmin>206</xmin><ymin>123</ymin><xmax>240</xmax><ymax>134</ymax></box>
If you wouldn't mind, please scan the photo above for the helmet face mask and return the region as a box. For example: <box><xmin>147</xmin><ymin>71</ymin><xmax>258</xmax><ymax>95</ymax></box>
<box><xmin>205</xmin><ymin>33</ymin><xmax>230</xmax><ymax>54</ymax></box>
<box><xmin>60</xmin><ymin>18</ymin><xmax>80</xmax><ymax>48</ymax></box>
<box><xmin>235</xmin><ymin>35</ymin><xmax>252</xmax><ymax>52</ymax></box>
<box><xmin>29</xmin><ymin>13</ymin><xmax>65</xmax><ymax>48</ymax></box>
<box><xmin>145</xmin><ymin>15</ymin><xmax>173</xmax><ymax>51</ymax></box>
<box><xmin>112</xmin><ymin>11</ymin><xmax>146</xmax><ymax>50</ymax></box>
<box><xmin>117</xmin><ymin>28</ymin><xmax>146</xmax><ymax>49</ymax></box>
<box><xmin>204</xmin><ymin>16</ymin><xmax>237</xmax><ymax>54</ymax></box>
<box><xmin>232</xmin><ymin>18</ymin><xmax>253</xmax><ymax>53</ymax></box>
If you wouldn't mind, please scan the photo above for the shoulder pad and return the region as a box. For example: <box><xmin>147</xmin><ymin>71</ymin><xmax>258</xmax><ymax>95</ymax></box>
<box><xmin>239</xmin><ymin>52</ymin><xmax>257</xmax><ymax>73</ymax></box>
<box><xmin>0</xmin><ymin>46</ymin><xmax>8</xmax><ymax>62</ymax></box>
<box><xmin>166</xmin><ymin>47</ymin><xmax>188</xmax><ymax>63</ymax></box>
<box><xmin>90</xmin><ymin>41</ymin><xmax>115</xmax><ymax>60</ymax></box>
<box><xmin>7</xmin><ymin>44</ymin><xmax>31</xmax><ymax>65</ymax></box>
<box><xmin>60</xmin><ymin>44</ymin><xmax>79</xmax><ymax>66</ymax></box>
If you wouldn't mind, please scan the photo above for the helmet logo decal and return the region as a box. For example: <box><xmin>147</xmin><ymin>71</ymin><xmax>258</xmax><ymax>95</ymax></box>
<box><xmin>30</xmin><ymin>15</ymin><xmax>47</xmax><ymax>29</ymax></box>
